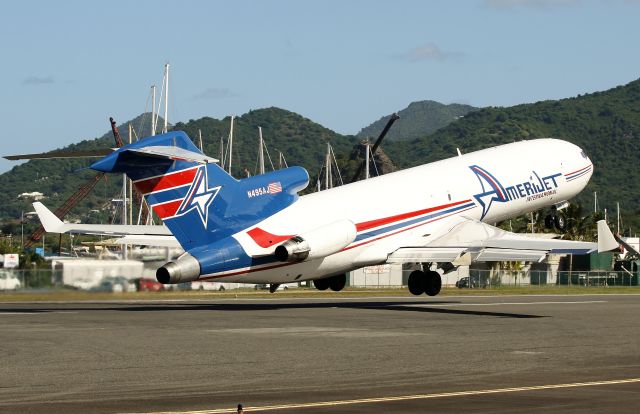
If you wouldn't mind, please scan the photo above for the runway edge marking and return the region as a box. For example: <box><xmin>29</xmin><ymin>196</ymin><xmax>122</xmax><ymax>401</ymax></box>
<box><xmin>125</xmin><ymin>377</ymin><xmax>640</xmax><ymax>414</ymax></box>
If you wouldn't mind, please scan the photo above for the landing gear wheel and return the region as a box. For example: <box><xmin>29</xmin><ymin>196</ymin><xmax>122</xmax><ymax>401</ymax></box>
<box><xmin>329</xmin><ymin>274</ymin><xmax>346</xmax><ymax>292</ymax></box>
<box><xmin>408</xmin><ymin>270</ymin><xmax>425</xmax><ymax>296</ymax></box>
<box><xmin>554</xmin><ymin>214</ymin><xmax>566</xmax><ymax>232</ymax></box>
<box><xmin>423</xmin><ymin>271</ymin><xmax>442</xmax><ymax>296</ymax></box>
<box><xmin>544</xmin><ymin>214</ymin><xmax>554</xmax><ymax>229</ymax></box>
<box><xmin>313</xmin><ymin>278</ymin><xmax>330</xmax><ymax>291</ymax></box>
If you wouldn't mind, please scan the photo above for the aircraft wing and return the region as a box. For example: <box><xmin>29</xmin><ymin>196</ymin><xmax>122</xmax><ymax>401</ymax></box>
<box><xmin>387</xmin><ymin>217</ymin><xmax>611</xmax><ymax>265</ymax></box>
<box><xmin>33</xmin><ymin>202</ymin><xmax>173</xmax><ymax>237</ymax></box>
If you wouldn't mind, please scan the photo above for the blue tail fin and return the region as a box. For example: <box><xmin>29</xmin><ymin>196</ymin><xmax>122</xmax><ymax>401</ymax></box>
<box><xmin>91</xmin><ymin>131</ymin><xmax>309</xmax><ymax>250</ymax></box>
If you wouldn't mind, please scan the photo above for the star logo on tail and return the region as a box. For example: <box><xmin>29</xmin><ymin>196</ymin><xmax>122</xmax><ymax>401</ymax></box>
<box><xmin>175</xmin><ymin>166</ymin><xmax>220</xmax><ymax>227</ymax></box>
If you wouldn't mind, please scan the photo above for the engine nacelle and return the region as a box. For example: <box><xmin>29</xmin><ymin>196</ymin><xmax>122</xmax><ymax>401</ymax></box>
<box><xmin>156</xmin><ymin>253</ymin><xmax>201</xmax><ymax>284</ymax></box>
<box><xmin>274</xmin><ymin>219</ymin><xmax>357</xmax><ymax>262</ymax></box>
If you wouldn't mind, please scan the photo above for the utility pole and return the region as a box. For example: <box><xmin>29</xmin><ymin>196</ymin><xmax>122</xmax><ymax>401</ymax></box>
<box><xmin>530</xmin><ymin>212</ymin><xmax>534</xmax><ymax>233</ymax></box>
<box><xmin>128</xmin><ymin>124</ymin><xmax>133</xmax><ymax>226</ymax></box>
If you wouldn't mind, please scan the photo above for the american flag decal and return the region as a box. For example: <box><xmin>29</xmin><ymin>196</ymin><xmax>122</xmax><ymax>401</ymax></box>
<box><xmin>267</xmin><ymin>182</ymin><xmax>283</xmax><ymax>194</ymax></box>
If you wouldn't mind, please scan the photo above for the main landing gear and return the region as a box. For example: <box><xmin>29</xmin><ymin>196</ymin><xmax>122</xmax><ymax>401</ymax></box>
<box><xmin>544</xmin><ymin>212</ymin><xmax>566</xmax><ymax>232</ymax></box>
<box><xmin>408</xmin><ymin>269</ymin><xmax>442</xmax><ymax>296</ymax></box>
<box><xmin>313</xmin><ymin>274</ymin><xmax>346</xmax><ymax>292</ymax></box>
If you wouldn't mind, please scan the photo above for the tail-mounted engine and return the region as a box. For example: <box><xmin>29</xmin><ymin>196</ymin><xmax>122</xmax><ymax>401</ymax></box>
<box><xmin>156</xmin><ymin>252</ymin><xmax>201</xmax><ymax>284</ymax></box>
<box><xmin>274</xmin><ymin>219</ymin><xmax>357</xmax><ymax>262</ymax></box>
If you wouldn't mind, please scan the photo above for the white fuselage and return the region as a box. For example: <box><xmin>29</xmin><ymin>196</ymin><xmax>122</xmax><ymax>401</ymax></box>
<box><xmin>201</xmin><ymin>138</ymin><xmax>593</xmax><ymax>284</ymax></box>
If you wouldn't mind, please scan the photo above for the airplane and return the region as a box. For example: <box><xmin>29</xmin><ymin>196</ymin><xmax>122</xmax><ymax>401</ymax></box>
<box><xmin>25</xmin><ymin>131</ymin><xmax>612</xmax><ymax>296</ymax></box>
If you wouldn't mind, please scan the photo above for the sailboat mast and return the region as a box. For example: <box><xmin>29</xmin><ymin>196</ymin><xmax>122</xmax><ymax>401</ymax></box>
<box><xmin>151</xmin><ymin>85</ymin><xmax>156</xmax><ymax>136</ymax></box>
<box><xmin>365</xmin><ymin>141</ymin><xmax>370</xmax><ymax>180</ymax></box>
<box><xmin>163</xmin><ymin>63</ymin><xmax>169</xmax><ymax>134</ymax></box>
<box><xmin>228</xmin><ymin>115</ymin><xmax>234</xmax><ymax>175</ymax></box>
<box><xmin>258</xmin><ymin>127</ymin><xmax>265</xmax><ymax>175</ymax></box>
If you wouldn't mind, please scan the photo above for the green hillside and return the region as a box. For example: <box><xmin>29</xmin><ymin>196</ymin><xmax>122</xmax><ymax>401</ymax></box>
<box><xmin>386</xmin><ymin>79</ymin><xmax>640</xmax><ymax>230</ymax></box>
<box><xmin>173</xmin><ymin>107</ymin><xmax>357</xmax><ymax>181</ymax></box>
<box><xmin>357</xmin><ymin>100</ymin><xmax>477</xmax><ymax>141</ymax></box>
<box><xmin>0</xmin><ymin>109</ymin><xmax>356</xmax><ymax>232</ymax></box>
<box><xmin>1</xmin><ymin>79</ymin><xmax>639</xmax><ymax>238</ymax></box>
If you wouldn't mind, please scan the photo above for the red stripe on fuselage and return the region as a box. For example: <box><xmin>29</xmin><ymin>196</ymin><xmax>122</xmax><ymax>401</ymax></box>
<box><xmin>565</xmin><ymin>164</ymin><xmax>592</xmax><ymax>176</ymax></box>
<box><xmin>199</xmin><ymin>262</ymin><xmax>294</xmax><ymax>280</ymax></box>
<box><xmin>134</xmin><ymin>168</ymin><xmax>198</xmax><ymax>195</ymax></box>
<box><xmin>345</xmin><ymin>205</ymin><xmax>476</xmax><ymax>251</ymax></box>
<box><xmin>355</xmin><ymin>199</ymin><xmax>472</xmax><ymax>232</ymax></box>
<box><xmin>246</xmin><ymin>200</ymin><xmax>473</xmax><ymax>248</ymax></box>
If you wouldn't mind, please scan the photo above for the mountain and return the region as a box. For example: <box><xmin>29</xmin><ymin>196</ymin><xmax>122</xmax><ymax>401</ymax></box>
<box><xmin>2</xmin><ymin>79</ymin><xmax>640</xmax><ymax>236</ymax></box>
<box><xmin>0</xmin><ymin>109</ymin><xmax>356</xmax><ymax>231</ymax></box>
<box><xmin>173</xmin><ymin>107</ymin><xmax>357</xmax><ymax>181</ymax></box>
<box><xmin>386</xmin><ymin>79</ymin><xmax>640</xmax><ymax>230</ymax></box>
<box><xmin>357</xmin><ymin>100</ymin><xmax>478</xmax><ymax>141</ymax></box>
<box><xmin>0</xmin><ymin>114</ymin><xmax>164</xmax><ymax>230</ymax></box>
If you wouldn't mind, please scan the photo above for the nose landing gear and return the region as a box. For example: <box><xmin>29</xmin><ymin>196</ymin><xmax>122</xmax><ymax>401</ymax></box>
<box><xmin>544</xmin><ymin>212</ymin><xmax>566</xmax><ymax>232</ymax></box>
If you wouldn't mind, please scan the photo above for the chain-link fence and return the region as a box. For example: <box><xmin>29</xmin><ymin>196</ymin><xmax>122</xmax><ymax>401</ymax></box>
<box><xmin>0</xmin><ymin>268</ymin><xmax>61</xmax><ymax>290</ymax></box>
<box><xmin>459</xmin><ymin>269</ymin><xmax>638</xmax><ymax>288</ymax></box>
<box><xmin>1</xmin><ymin>267</ymin><xmax>638</xmax><ymax>291</ymax></box>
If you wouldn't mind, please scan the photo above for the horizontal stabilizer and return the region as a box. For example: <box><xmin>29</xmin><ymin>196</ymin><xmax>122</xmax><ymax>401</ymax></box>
<box><xmin>127</xmin><ymin>146</ymin><xmax>218</xmax><ymax>164</ymax></box>
<box><xmin>33</xmin><ymin>202</ymin><xmax>172</xmax><ymax>236</ymax></box>
<box><xmin>4</xmin><ymin>148</ymin><xmax>114</xmax><ymax>160</ymax></box>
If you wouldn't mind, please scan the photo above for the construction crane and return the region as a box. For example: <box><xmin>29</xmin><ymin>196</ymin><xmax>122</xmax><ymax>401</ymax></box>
<box><xmin>350</xmin><ymin>113</ymin><xmax>399</xmax><ymax>183</ymax></box>
<box><xmin>24</xmin><ymin>117</ymin><xmax>127</xmax><ymax>248</ymax></box>
<box><xmin>24</xmin><ymin>173</ymin><xmax>105</xmax><ymax>248</ymax></box>
<box><xmin>110</xmin><ymin>117</ymin><xmax>155</xmax><ymax>225</ymax></box>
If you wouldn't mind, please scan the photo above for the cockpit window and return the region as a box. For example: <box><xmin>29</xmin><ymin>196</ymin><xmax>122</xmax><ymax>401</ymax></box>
<box><xmin>580</xmin><ymin>150</ymin><xmax>588</xmax><ymax>159</ymax></box>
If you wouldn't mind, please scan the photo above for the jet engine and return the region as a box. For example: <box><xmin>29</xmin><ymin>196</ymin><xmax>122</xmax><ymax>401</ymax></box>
<box><xmin>274</xmin><ymin>219</ymin><xmax>357</xmax><ymax>262</ymax></box>
<box><xmin>156</xmin><ymin>252</ymin><xmax>201</xmax><ymax>284</ymax></box>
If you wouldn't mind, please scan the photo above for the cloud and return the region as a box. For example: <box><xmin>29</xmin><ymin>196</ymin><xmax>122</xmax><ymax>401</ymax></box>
<box><xmin>397</xmin><ymin>42</ymin><xmax>462</xmax><ymax>63</ymax></box>
<box><xmin>193</xmin><ymin>87</ymin><xmax>236</xmax><ymax>100</ymax></box>
<box><xmin>484</xmin><ymin>0</ymin><xmax>579</xmax><ymax>9</ymax></box>
<box><xmin>22</xmin><ymin>75</ymin><xmax>55</xmax><ymax>86</ymax></box>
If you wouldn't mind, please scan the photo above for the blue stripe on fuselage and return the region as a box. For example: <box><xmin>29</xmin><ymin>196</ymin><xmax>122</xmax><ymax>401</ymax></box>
<box><xmin>353</xmin><ymin>202</ymin><xmax>476</xmax><ymax>243</ymax></box>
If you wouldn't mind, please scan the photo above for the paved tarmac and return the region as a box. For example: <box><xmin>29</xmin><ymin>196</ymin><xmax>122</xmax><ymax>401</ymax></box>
<box><xmin>1</xmin><ymin>294</ymin><xmax>639</xmax><ymax>413</ymax></box>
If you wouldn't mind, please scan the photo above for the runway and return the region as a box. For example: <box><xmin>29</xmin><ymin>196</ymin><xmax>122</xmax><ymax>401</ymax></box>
<box><xmin>1</xmin><ymin>294</ymin><xmax>639</xmax><ymax>413</ymax></box>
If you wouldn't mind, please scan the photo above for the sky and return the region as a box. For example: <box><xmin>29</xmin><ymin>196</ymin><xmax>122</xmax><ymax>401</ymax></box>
<box><xmin>1</xmin><ymin>0</ymin><xmax>639</xmax><ymax>174</ymax></box>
